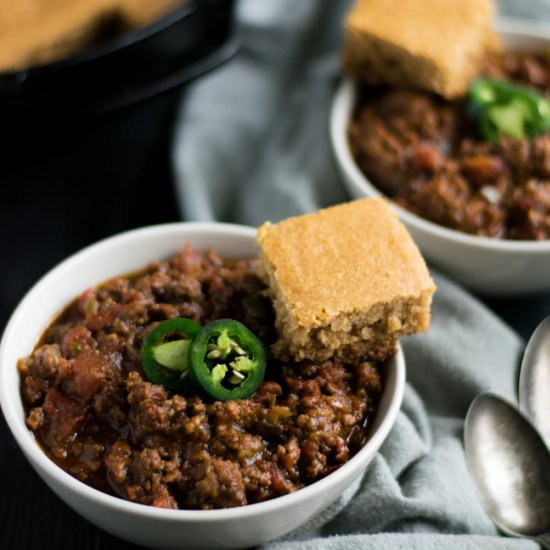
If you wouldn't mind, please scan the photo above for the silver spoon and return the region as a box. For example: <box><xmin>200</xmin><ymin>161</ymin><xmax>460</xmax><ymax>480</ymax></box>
<box><xmin>464</xmin><ymin>392</ymin><xmax>550</xmax><ymax>548</ymax></box>
<box><xmin>519</xmin><ymin>316</ymin><xmax>550</xmax><ymax>449</ymax></box>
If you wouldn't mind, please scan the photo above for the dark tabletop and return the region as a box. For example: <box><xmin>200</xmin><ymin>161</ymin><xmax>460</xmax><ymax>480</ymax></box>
<box><xmin>1</xmin><ymin>88</ymin><xmax>550</xmax><ymax>550</ymax></box>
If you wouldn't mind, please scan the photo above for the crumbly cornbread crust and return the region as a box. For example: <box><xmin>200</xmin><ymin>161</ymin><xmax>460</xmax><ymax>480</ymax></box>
<box><xmin>343</xmin><ymin>0</ymin><xmax>498</xmax><ymax>98</ymax></box>
<box><xmin>257</xmin><ymin>198</ymin><xmax>436</xmax><ymax>363</ymax></box>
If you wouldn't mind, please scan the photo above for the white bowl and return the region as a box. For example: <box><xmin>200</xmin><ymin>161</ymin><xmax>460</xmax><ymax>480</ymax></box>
<box><xmin>330</xmin><ymin>19</ymin><xmax>550</xmax><ymax>296</ymax></box>
<box><xmin>0</xmin><ymin>222</ymin><xmax>405</xmax><ymax>550</ymax></box>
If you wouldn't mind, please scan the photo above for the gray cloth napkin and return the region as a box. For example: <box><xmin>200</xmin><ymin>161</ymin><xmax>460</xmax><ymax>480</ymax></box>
<box><xmin>171</xmin><ymin>1</ymin><xmax>546</xmax><ymax>548</ymax></box>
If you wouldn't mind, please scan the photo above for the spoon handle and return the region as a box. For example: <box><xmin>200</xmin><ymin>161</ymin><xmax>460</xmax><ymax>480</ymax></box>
<box><xmin>537</xmin><ymin>533</ymin><xmax>550</xmax><ymax>549</ymax></box>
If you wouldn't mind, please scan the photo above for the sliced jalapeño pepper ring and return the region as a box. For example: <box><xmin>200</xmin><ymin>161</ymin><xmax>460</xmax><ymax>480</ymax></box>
<box><xmin>141</xmin><ymin>318</ymin><xmax>201</xmax><ymax>390</ymax></box>
<box><xmin>189</xmin><ymin>319</ymin><xmax>266</xmax><ymax>401</ymax></box>
<box><xmin>468</xmin><ymin>78</ymin><xmax>550</xmax><ymax>141</ymax></box>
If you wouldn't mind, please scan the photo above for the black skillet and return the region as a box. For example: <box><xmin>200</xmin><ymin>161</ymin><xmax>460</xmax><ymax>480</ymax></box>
<box><xmin>0</xmin><ymin>0</ymin><xmax>237</xmax><ymax>116</ymax></box>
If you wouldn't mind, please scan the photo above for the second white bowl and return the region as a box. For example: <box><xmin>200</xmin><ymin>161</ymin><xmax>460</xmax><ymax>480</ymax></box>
<box><xmin>330</xmin><ymin>19</ymin><xmax>550</xmax><ymax>296</ymax></box>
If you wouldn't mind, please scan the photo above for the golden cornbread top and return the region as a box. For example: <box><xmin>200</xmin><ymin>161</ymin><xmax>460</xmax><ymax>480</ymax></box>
<box><xmin>0</xmin><ymin>0</ymin><xmax>183</xmax><ymax>72</ymax></box>
<box><xmin>346</xmin><ymin>0</ymin><xmax>494</xmax><ymax>72</ymax></box>
<box><xmin>257</xmin><ymin>198</ymin><xmax>436</xmax><ymax>327</ymax></box>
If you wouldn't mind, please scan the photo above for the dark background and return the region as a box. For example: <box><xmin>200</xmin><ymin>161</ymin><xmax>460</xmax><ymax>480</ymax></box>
<box><xmin>1</xmin><ymin>85</ymin><xmax>550</xmax><ymax>549</ymax></box>
<box><xmin>0</xmin><ymin>90</ymin><xmax>180</xmax><ymax>550</ymax></box>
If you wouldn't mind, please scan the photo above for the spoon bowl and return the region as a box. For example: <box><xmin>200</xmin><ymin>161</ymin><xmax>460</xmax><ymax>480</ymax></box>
<box><xmin>519</xmin><ymin>316</ymin><xmax>550</xmax><ymax>448</ymax></box>
<box><xmin>464</xmin><ymin>392</ymin><xmax>550</xmax><ymax>545</ymax></box>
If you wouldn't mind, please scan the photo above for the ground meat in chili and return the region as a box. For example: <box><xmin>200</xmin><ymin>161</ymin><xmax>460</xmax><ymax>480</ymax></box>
<box><xmin>18</xmin><ymin>244</ymin><xmax>383</xmax><ymax>510</ymax></box>
<box><xmin>349</xmin><ymin>51</ymin><xmax>550</xmax><ymax>239</ymax></box>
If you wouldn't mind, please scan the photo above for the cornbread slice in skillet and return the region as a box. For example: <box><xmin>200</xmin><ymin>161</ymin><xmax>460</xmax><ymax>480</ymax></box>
<box><xmin>0</xmin><ymin>0</ymin><xmax>183</xmax><ymax>72</ymax></box>
<box><xmin>343</xmin><ymin>0</ymin><xmax>498</xmax><ymax>98</ymax></box>
<box><xmin>257</xmin><ymin>198</ymin><xmax>436</xmax><ymax>363</ymax></box>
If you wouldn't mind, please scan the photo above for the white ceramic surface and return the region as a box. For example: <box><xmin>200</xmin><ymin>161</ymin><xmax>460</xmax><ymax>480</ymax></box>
<box><xmin>0</xmin><ymin>222</ymin><xmax>405</xmax><ymax>550</ymax></box>
<box><xmin>330</xmin><ymin>19</ymin><xmax>550</xmax><ymax>296</ymax></box>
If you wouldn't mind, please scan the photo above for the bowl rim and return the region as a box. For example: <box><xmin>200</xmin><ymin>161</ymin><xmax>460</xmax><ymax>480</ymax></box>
<box><xmin>330</xmin><ymin>16</ymin><xmax>550</xmax><ymax>253</ymax></box>
<box><xmin>0</xmin><ymin>221</ymin><xmax>405</xmax><ymax>521</ymax></box>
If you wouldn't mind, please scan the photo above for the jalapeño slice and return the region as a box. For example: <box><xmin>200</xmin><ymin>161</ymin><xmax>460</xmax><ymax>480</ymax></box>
<box><xmin>141</xmin><ymin>318</ymin><xmax>201</xmax><ymax>390</ymax></box>
<box><xmin>468</xmin><ymin>78</ymin><xmax>550</xmax><ymax>141</ymax></box>
<box><xmin>189</xmin><ymin>319</ymin><xmax>266</xmax><ymax>401</ymax></box>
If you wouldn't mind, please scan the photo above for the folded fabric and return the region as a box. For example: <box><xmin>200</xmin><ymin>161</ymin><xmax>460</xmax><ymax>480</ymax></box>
<box><xmin>172</xmin><ymin>0</ymin><xmax>351</xmax><ymax>225</ymax></box>
<box><xmin>171</xmin><ymin>1</ymin><xmax>544</xmax><ymax>547</ymax></box>
<box><xmin>260</xmin><ymin>272</ymin><xmax>534</xmax><ymax>549</ymax></box>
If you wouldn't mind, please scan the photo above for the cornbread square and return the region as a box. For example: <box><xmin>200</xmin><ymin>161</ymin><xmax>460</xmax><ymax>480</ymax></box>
<box><xmin>343</xmin><ymin>0</ymin><xmax>498</xmax><ymax>98</ymax></box>
<box><xmin>257</xmin><ymin>198</ymin><xmax>436</xmax><ymax>363</ymax></box>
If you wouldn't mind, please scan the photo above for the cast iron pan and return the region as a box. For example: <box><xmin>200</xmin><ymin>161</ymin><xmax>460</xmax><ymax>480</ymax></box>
<box><xmin>0</xmin><ymin>0</ymin><xmax>237</xmax><ymax>115</ymax></box>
